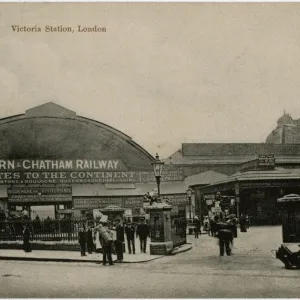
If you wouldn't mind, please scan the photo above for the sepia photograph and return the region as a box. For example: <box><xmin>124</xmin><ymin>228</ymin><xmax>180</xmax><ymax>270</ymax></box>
<box><xmin>0</xmin><ymin>2</ymin><xmax>300</xmax><ymax>298</ymax></box>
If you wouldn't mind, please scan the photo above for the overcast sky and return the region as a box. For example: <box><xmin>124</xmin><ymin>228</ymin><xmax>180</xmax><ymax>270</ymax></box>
<box><xmin>1</xmin><ymin>3</ymin><xmax>300</xmax><ymax>158</ymax></box>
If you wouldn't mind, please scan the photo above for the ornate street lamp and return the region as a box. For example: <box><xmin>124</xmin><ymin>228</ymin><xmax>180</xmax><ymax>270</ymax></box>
<box><xmin>152</xmin><ymin>153</ymin><xmax>164</xmax><ymax>198</ymax></box>
<box><xmin>187</xmin><ymin>187</ymin><xmax>193</xmax><ymax>219</ymax></box>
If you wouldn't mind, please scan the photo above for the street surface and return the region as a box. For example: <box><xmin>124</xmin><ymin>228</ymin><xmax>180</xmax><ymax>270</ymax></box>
<box><xmin>0</xmin><ymin>226</ymin><xmax>299</xmax><ymax>298</ymax></box>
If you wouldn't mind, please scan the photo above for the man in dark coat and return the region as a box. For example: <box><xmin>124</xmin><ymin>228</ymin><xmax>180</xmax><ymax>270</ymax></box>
<box><xmin>23</xmin><ymin>225</ymin><xmax>32</xmax><ymax>253</ymax></box>
<box><xmin>78</xmin><ymin>227</ymin><xmax>87</xmax><ymax>256</ymax></box>
<box><xmin>136</xmin><ymin>219</ymin><xmax>150</xmax><ymax>253</ymax></box>
<box><xmin>115</xmin><ymin>219</ymin><xmax>125</xmax><ymax>262</ymax></box>
<box><xmin>218</xmin><ymin>222</ymin><xmax>233</xmax><ymax>256</ymax></box>
<box><xmin>125</xmin><ymin>223</ymin><xmax>136</xmax><ymax>254</ymax></box>
<box><xmin>210</xmin><ymin>217</ymin><xmax>217</xmax><ymax>237</ymax></box>
<box><xmin>239</xmin><ymin>214</ymin><xmax>247</xmax><ymax>232</ymax></box>
<box><xmin>194</xmin><ymin>216</ymin><xmax>201</xmax><ymax>239</ymax></box>
<box><xmin>230</xmin><ymin>217</ymin><xmax>238</xmax><ymax>240</ymax></box>
<box><xmin>86</xmin><ymin>226</ymin><xmax>94</xmax><ymax>254</ymax></box>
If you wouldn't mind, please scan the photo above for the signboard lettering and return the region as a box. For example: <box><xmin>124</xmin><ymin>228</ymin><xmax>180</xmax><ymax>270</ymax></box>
<box><xmin>258</xmin><ymin>155</ymin><xmax>275</xmax><ymax>167</ymax></box>
<box><xmin>73</xmin><ymin>196</ymin><xmax>144</xmax><ymax>209</ymax></box>
<box><xmin>7</xmin><ymin>187</ymin><xmax>72</xmax><ymax>203</ymax></box>
<box><xmin>0</xmin><ymin>159</ymin><xmax>126</xmax><ymax>171</ymax></box>
<box><xmin>162</xmin><ymin>194</ymin><xmax>189</xmax><ymax>205</ymax></box>
<box><xmin>0</xmin><ymin>170</ymin><xmax>184</xmax><ymax>185</ymax></box>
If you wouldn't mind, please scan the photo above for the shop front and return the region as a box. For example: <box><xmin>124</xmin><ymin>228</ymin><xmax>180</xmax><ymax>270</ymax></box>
<box><xmin>196</xmin><ymin>168</ymin><xmax>300</xmax><ymax>225</ymax></box>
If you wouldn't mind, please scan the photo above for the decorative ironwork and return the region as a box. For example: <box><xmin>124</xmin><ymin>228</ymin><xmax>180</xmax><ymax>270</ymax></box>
<box><xmin>0</xmin><ymin>218</ymin><xmax>88</xmax><ymax>242</ymax></box>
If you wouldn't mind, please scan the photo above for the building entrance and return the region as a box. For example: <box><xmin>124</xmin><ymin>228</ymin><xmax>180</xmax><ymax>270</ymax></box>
<box><xmin>30</xmin><ymin>205</ymin><xmax>55</xmax><ymax>219</ymax></box>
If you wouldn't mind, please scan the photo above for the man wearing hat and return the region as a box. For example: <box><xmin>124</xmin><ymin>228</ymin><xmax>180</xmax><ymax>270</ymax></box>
<box><xmin>217</xmin><ymin>220</ymin><xmax>233</xmax><ymax>256</ymax></box>
<box><xmin>136</xmin><ymin>219</ymin><xmax>150</xmax><ymax>253</ymax></box>
<box><xmin>78</xmin><ymin>226</ymin><xmax>87</xmax><ymax>256</ymax></box>
<box><xmin>115</xmin><ymin>219</ymin><xmax>125</xmax><ymax>262</ymax></box>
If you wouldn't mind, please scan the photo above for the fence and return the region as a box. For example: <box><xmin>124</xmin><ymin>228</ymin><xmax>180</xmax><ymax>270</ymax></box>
<box><xmin>0</xmin><ymin>218</ymin><xmax>93</xmax><ymax>242</ymax></box>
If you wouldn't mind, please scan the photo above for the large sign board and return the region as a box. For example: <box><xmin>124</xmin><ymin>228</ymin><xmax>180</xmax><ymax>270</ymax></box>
<box><xmin>73</xmin><ymin>196</ymin><xmax>144</xmax><ymax>209</ymax></box>
<box><xmin>163</xmin><ymin>194</ymin><xmax>189</xmax><ymax>205</ymax></box>
<box><xmin>0</xmin><ymin>158</ymin><xmax>184</xmax><ymax>185</ymax></box>
<box><xmin>0</xmin><ymin>159</ymin><xmax>127</xmax><ymax>171</ymax></box>
<box><xmin>0</xmin><ymin>170</ymin><xmax>183</xmax><ymax>185</ymax></box>
<box><xmin>258</xmin><ymin>155</ymin><xmax>275</xmax><ymax>168</ymax></box>
<box><xmin>139</xmin><ymin>170</ymin><xmax>183</xmax><ymax>182</ymax></box>
<box><xmin>7</xmin><ymin>186</ymin><xmax>72</xmax><ymax>203</ymax></box>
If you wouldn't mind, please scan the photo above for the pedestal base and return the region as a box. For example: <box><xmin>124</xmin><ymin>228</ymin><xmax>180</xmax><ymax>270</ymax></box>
<box><xmin>150</xmin><ymin>241</ymin><xmax>173</xmax><ymax>255</ymax></box>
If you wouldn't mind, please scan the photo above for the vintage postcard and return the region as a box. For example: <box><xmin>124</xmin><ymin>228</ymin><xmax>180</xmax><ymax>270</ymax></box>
<box><xmin>0</xmin><ymin>2</ymin><xmax>300</xmax><ymax>298</ymax></box>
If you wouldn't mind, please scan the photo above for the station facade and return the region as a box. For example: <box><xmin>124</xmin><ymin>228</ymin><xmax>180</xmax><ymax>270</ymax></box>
<box><xmin>0</xmin><ymin>102</ymin><xmax>188</xmax><ymax>220</ymax></box>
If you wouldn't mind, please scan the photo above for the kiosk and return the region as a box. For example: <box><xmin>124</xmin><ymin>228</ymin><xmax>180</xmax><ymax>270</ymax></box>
<box><xmin>276</xmin><ymin>194</ymin><xmax>300</xmax><ymax>269</ymax></box>
<box><xmin>149</xmin><ymin>202</ymin><xmax>173</xmax><ymax>255</ymax></box>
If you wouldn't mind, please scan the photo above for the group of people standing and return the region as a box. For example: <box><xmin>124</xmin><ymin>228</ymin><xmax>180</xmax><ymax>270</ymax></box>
<box><xmin>193</xmin><ymin>212</ymin><xmax>249</xmax><ymax>257</ymax></box>
<box><xmin>78</xmin><ymin>218</ymin><xmax>150</xmax><ymax>265</ymax></box>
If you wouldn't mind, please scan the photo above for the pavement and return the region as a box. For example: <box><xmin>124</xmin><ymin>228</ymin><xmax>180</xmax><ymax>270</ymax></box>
<box><xmin>0</xmin><ymin>239</ymin><xmax>192</xmax><ymax>263</ymax></box>
<box><xmin>0</xmin><ymin>226</ymin><xmax>299</xmax><ymax>298</ymax></box>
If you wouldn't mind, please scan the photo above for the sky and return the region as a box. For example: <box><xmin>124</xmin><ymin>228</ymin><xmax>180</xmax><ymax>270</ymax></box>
<box><xmin>1</xmin><ymin>3</ymin><xmax>300</xmax><ymax>158</ymax></box>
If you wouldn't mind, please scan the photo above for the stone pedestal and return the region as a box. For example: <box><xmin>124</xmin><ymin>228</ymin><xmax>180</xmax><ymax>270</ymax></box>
<box><xmin>149</xmin><ymin>202</ymin><xmax>173</xmax><ymax>255</ymax></box>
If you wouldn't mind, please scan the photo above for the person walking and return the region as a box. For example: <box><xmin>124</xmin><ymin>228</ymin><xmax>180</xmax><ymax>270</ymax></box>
<box><xmin>217</xmin><ymin>221</ymin><xmax>233</xmax><ymax>256</ymax></box>
<box><xmin>194</xmin><ymin>216</ymin><xmax>201</xmax><ymax>239</ymax></box>
<box><xmin>96</xmin><ymin>222</ymin><xmax>114</xmax><ymax>266</ymax></box>
<box><xmin>115</xmin><ymin>219</ymin><xmax>125</xmax><ymax>262</ymax></box>
<box><xmin>125</xmin><ymin>223</ymin><xmax>136</xmax><ymax>254</ymax></box>
<box><xmin>210</xmin><ymin>216</ymin><xmax>217</xmax><ymax>237</ymax></box>
<box><xmin>245</xmin><ymin>214</ymin><xmax>250</xmax><ymax>229</ymax></box>
<box><xmin>239</xmin><ymin>214</ymin><xmax>247</xmax><ymax>232</ymax></box>
<box><xmin>23</xmin><ymin>224</ymin><xmax>32</xmax><ymax>253</ymax></box>
<box><xmin>78</xmin><ymin>227</ymin><xmax>87</xmax><ymax>256</ymax></box>
<box><xmin>86</xmin><ymin>226</ymin><xmax>94</xmax><ymax>254</ymax></box>
<box><xmin>231</xmin><ymin>217</ymin><xmax>238</xmax><ymax>240</ymax></box>
<box><xmin>136</xmin><ymin>219</ymin><xmax>149</xmax><ymax>253</ymax></box>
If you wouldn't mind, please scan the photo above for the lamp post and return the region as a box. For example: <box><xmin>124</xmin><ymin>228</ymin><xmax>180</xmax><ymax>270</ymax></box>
<box><xmin>152</xmin><ymin>153</ymin><xmax>164</xmax><ymax>199</ymax></box>
<box><xmin>187</xmin><ymin>187</ymin><xmax>193</xmax><ymax>219</ymax></box>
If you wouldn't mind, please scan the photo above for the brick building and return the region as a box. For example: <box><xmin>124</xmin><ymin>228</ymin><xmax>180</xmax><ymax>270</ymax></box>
<box><xmin>165</xmin><ymin>143</ymin><xmax>300</xmax><ymax>177</ymax></box>
<box><xmin>165</xmin><ymin>114</ymin><xmax>300</xmax><ymax>223</ymax></box>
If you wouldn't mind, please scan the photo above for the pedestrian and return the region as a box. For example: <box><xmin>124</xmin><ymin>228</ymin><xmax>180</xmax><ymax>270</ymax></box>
<box><xmin>239</xmin><ymin>214</ymin><xmax>247</xmax><ymax>232</ymax></box>
<box><xmin>125</xmin><ymin>222</ymin><xmax>136</xmax><ymax>254</ymax></box>
<box><xmin>33</xmin><ymin>215</ymin><xmax>41</xmax><ymax>233</ymax></box>
<box><xmin>245</xmin><ymin>214</ymin><xmax>250</xmax><ymax>229</ymax></box>
<box><xmin>23</xmin><ymin>224</ymin><xmax>32</xmax><ymax>253</ymax></box>
<box><xmin>95</xmin><ymin>229</ymin><xmax>102</xmax><ymax>253</ymax></box>
<box><xmin>86</xmin><ymin>226</ymin><xmax>94</xmax><ymax>254</ymax></box>
<box><xmin>217</xmin><ymin>222</ymin><xmax>233</xmax><ymax>256</ymax></box>
<box><xmin>78</xmin><ymin>226</ymin><xmax>87</xmax><ymax>256</ymax></box>
<box><xmin>210</xmin><ymin>216</ymin><xmax>218</xmax><ymax>237</ymax></box>
<box><xmin>194</xmin><ymin>216</ymin><xmax>201</xmax><ymax>239</ymax></box>
<box><xmin>115</xmin><ymin>219</ymin><xmax>125</xmax><ymax>262</ymax></box>
<box><xmin>95</xmin><ymin>222</ymin><xmax>114</xmax><ymax>266</ymax></box>
<box><xmin>231</xmin><ymin>217</ymin><xmax>238</xmax><ymax>239</ymax></box>
<box><xmin>136</xmin><ymin>219</ymin><xmax>150</xmax><ymax>253</ymax></box>
<box><xmin>224</xmin><ymin>217</ymin><xmax>235</xmax><ymax>247</ymax></box>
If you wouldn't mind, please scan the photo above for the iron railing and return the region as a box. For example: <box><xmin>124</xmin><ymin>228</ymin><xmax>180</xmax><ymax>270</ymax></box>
<box><xmin>0</xmin><ymin>218</ymin><xmax>93</xmax><ymax>242</ymax></box>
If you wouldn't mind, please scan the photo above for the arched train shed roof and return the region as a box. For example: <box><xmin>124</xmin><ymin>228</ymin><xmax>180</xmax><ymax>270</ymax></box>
<box><xmin>0</xmin><ymin>102</ymin><xmax>154</xmax><ymax>170</ymax></box>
